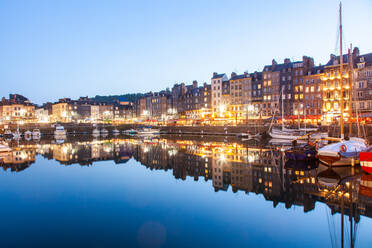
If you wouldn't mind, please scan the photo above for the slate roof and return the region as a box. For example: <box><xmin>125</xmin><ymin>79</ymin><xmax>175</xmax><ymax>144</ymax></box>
<box><xmin>356</xmin><ymin>53</ymin><xmax>372</xmax><ymax>67</ymax></box>
<box><xmin>309</xmin><ymin>65</ymin><xmax>325</xmax><ymax>75</ymax></box>
<box><xmin>230</xmin><ymin>74</ymin><xmax>248</xmax><ymax>80</ymax></box>
<box><xmin>212</xmin><ymin>73</ymin><xmax>226</xmax><ymax>79</ymax></box>
<box><xmin>325</xmin><ymin>54</ymin><xmax>349</xmax><ymax>67</ymax></box>
<box><xmin>263</xmin><ymin>61</ymin><xmax>299</xmax><ymax>72</ymax></box>
<box><xmin>250</xmin><ymin>72</ymin><xmax>263</xmax><ymax>81</ymax></box>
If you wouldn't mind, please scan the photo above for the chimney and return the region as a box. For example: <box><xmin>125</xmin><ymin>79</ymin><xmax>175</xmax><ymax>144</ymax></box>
<box><xmin>192</xmin><ymin>80</ymin><xmax>198</xmax><ymax>88</ymax></box>
<box><xmin>231</xmin><ymin>72</ymin><xmax>237</xmax><ymax>78</ymax></box>
<box><xmin>244</xmin><ymin>71</ymin><xmax>248</xmax><ymax>77</ymax></box>
<box><xmin>330</xmin><ymin>54</ymin><xmax>336</xmax><ymax>61</ymax></box>
<box><xmin>213</xmin><ymin>72</ymin><xmax>218</xmax><ymax>77</ymax></box>
<box><xmin>272</xmin><ymin>59</ymin><xmax>277</xmax><ymax>69</ymax></box>
<box><xmin>353</xmin><ymin>47</ymin><xmax>360</xmax><ymax>58</ymax></box>
<box><xmin>284</xmin><ymin>58</ymin><xmax>291</xmax><ymax>64</ymax></box>
<box><xmin>203</xmin><ymin>82</ymin><xmax>207</xmax><ymax>87</ymax></box>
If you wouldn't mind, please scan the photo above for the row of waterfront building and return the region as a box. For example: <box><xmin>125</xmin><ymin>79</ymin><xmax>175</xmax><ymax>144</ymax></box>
<box><xmin>1</xmin><ymin>47</ymin><xmax>372</xmax><ymax>125</ymax></box>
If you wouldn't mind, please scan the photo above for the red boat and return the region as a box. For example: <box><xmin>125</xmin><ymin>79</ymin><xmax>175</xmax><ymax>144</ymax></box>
<box><xmin>360</xmin><ymin>147</ymin><xmax>372</xmax><ymax>174</ymax></box>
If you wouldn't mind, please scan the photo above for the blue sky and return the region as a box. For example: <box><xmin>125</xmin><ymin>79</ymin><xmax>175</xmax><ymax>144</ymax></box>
<box><xmin>1</xmin><ymin>0</ymin><xmax>372</xmax><ymax>104</ymax></box>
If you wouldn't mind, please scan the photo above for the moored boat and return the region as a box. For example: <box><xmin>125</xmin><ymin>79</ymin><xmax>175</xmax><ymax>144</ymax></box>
<box><xmin>137</xmin><ymin>128</ymin><xmax>160</xmax><ymax>136</ymax></box>
<box><xmin>123</xmin><ymin>129</ymin><xmax>138</xmax><ymax>135</ymax></box>
<box><xmin>100</xmin><ymin>128</ymin><xmax>109</xmax><ymax>134</ymax></box>
<box><xmin>54</xmin><ymin>125</ymin><xmax>67</xmax><ymax>137</ymax></box>
<box><xmin>360</xmin><ymin>147</ymin><xmax>372</xmax><ymax>174</ymax></box>
<box><xmin>317</xmin><ymin>138</ymin><xmax>367</xmax><ymax>166</ymax></box>
<box><xmin>285</xmin><ymin>142</ymin><xmax>317</xmax><ymax>161</ymax></box>
<box><xmin>92</xmin><ymin>128</ymin><xmax>100</xmax><ymax>137</ymax></box>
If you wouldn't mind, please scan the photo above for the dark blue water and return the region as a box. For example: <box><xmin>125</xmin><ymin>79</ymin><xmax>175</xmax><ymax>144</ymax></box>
<box><xmin>0</xmin><ymin>137</ymin><xmax>371</xmax><ymax>247</ymax></box>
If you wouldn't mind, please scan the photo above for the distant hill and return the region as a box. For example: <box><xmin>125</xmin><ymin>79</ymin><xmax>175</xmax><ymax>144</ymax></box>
<box><xmin>91</xmin><ymin>93</ymin><xmax>144</xmax><ymax>103</ymax></box>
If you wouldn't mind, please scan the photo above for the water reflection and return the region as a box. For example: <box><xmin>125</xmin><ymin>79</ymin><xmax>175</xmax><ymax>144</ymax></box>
<box><xmin>1</xmin><ymin>136</ymin><xmax>371</xmax><ymax>246</ymax></box>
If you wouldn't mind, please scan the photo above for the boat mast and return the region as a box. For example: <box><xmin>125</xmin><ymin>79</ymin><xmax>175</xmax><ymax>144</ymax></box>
<box><xmin>339</xmin><ymin>2</ymin><xmax>345</xmax><ymax>139</ymax></box>
<box><xmin>281</xmin><ymin>86</ymin><xmax>284</xmax><ymax>131</ymax></box>
<box><xmin>348</xmin><ymin>44</ymin><xmax>354</xmax><ymax>136</ymax></box>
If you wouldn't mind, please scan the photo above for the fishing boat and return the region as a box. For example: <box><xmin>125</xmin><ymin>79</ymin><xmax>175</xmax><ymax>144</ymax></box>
<box><xmin>317</xmin><ymin>3</ymin><xmax>367</xmax><ymax>167</ymax></box>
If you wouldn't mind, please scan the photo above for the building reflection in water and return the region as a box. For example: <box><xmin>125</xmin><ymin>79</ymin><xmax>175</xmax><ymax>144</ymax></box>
<box><xmin>1</xmin><ymin>136</ymin><xmax>372</xmax><ymax>238</ymax></box>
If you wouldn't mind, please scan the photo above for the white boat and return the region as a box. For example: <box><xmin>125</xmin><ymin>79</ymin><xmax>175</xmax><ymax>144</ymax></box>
<box><xmin>137</xmin><ymin>128</ymin><xmax>160</xmax><ymax>136</ymax></box>
<box><xmin>32</xmin><ymin>129</ymin><xmax>41</xmax><ymax>139</ymax></box>
<box><xmin>239</xmin><ymin>133</ymin><xmax>261</xmax><ymax>141</ymax></box>
<box><xmin>0</xmin><ymin>141</ymin><xmax>12</xmax><ymax>153</ymax></box>
<box><xmin>112</xmin><ymin>129</ymin><xmax>120</xmax><ymax>135</ymax></box>
<box><xmin>317</xmin><ymin>138</ymin><xmax>367</xmax><ymax>166</ymax></box>
<box><xmin>269</xmin><ymin>138</ymin><xmax>307</xmax><ymax>146</ymax></box>
<box><xmin>92</xmin><ymin>128</ymin><xmax>100</xmax><ymax>137</ymax></box>
<box><xmin>269</xmin><ymin>127</ymin><xmax>303</xmax><ymax>140</ymax></box>
<box><xmin>54</xmin><ymin>125</ymin><xmax>67</xmax><ymax>136</ymax></box>
<box><xmin>100</xmin><ymin>128</ymin><xmax>109</xmax><ymax>134</ymax></box>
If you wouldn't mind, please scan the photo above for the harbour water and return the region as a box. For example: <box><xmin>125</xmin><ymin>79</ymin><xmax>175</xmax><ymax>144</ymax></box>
<box><xmin>1</xmin><ymin>135</ymin><xmax>372</xmax><ymax>247</ymax></box>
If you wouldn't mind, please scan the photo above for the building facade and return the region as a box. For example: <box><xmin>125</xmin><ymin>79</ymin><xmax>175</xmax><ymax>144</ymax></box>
<box><xmin>211</xmin><ymin>73</ymin><xmax>228</xmax><ymax>114</ymax></box>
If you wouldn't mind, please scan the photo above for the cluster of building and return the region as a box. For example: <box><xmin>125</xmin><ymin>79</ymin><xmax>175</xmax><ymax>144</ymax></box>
<box><xmin>0</xmin><ymin>95</ymin><xmax>134</xmax><ymax>125</ymax></box>
<box><xmin>1</xmin><ymin>47</ymin><xmax>372</xmax><ymax>125</ymax></box>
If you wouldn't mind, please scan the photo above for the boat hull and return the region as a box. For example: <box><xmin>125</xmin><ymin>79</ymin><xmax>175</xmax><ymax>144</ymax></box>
<box><xmin>317</xmin><ymin>154</ymin><xmax>359</xmax><ymax>167</ymax></box>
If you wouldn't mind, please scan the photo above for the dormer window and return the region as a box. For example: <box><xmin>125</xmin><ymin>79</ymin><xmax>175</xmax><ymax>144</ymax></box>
<box><xmin>358</xmin><ymin>63</ymin><xmax>365</xmax><ymax>69</ymax></box>
<box><xmin>360</xmin><ymin>57</ymin><xmax>365</xmax><ymax>62</ymax></box>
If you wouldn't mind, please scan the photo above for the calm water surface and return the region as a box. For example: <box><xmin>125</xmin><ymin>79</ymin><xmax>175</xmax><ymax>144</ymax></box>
<box><xmin>1</xmin><ymin>135</ymin><xmax>372</xmax><ymax>248</ymax></box>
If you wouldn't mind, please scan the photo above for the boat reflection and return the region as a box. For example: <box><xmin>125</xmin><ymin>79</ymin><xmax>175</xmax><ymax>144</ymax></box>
<box><xmin>1</xmin><ymin>136</ymin><xmax>372</xmax><ymax>225</ymax></box>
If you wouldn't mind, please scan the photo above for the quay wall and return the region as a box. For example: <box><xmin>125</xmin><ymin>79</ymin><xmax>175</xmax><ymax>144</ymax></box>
<box><xmin>1</xmin><ymin>123</ymin><xmax>372</xmax><ymax>141</ymax></box>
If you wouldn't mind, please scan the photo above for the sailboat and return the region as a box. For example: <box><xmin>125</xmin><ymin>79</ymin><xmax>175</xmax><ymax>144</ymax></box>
<box><xmin>269</xmin><ymin>88</ymin><xmax>326</xmax><ymax>141</ymax></box>
<box><xmin>317</xmin><ymin>2</ymin><xmax>367</xmax><ymax>167</ymax></box>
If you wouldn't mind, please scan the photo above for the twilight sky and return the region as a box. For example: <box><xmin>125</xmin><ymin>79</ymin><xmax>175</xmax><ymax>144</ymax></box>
<box><xmin>1</xmin><ymin>0</ymin><xmax>372</xmax><ymax>104</ymax></box>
